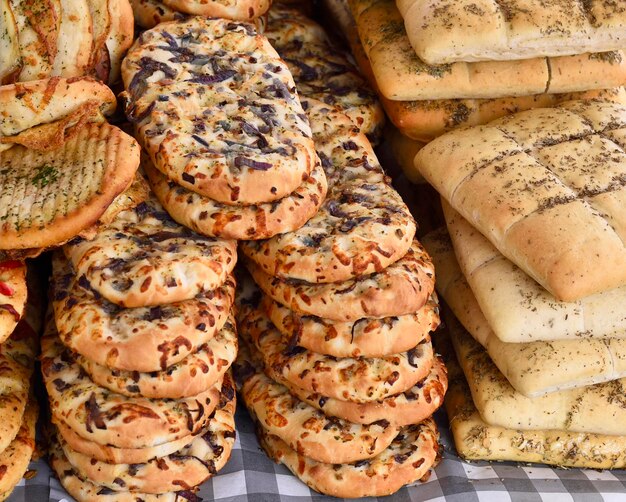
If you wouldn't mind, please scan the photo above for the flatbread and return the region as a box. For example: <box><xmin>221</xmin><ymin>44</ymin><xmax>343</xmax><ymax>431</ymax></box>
<box><xmin>161</xmin><ymin>0</ymin><xmax>271</xmax><ymax>19</ymax></box>
<box><xmin>246</xmin><ymin>240</ymin><xmax>435</xmax><ymax>322</ymax></box>
<box><xmin>78</xmin><ymin>316</ymin><xmax>238</xmax><ymax>399</ymax></box>
<box><xmin>64</xmin><ymin>195</ymin><xmax>237</xmax><ymax>308</ymax></box>
<box><xmin>240</xmin><ymin>300</ymin><xmax>434</xmax><ymax>403</ymax></box>
<box><xmin>41</xmin><ymin>324</ymin><xmax>222</xmax><ymax>449</ymax></box>
<box><xmin>241</xmin><ymin>100</ymin><xmax>413</xmax><ymax>284</ymax></box>
<box><xmin>0</xmin><ymin>260</ymin><xmax>26</xmax><ymax>343</ymax></box>
<box><xmin>130</xmin><ymin>0</ymin><xmax>186</xmax><ymax>28</ymax></box>
<box><xmin>52</xmin><ymin>253</ymin><xmax>235</xmax><ymax>372</ymax></box>
<box><xmin>0</xmin><ymin>122</ymin><xmax>139</xmax><ymax>250</ymax></box>
<box><xmin>146</xmin><ymin>156</ymin><xmax>327</xmax><ymax>241</ymax></box>
<box><xmin>259</xmin><ymin>418</ymin><xmax>439</xmax><ymax>498</ymax></box>
<box><xmin>0</xmin><ymin>0</ymin><xmax>20</xmax><ymax>83</ymax></box>
<box><xmin>122</xmin><ymin>17</ymin><xmax>316</xmax><ymax>206</ymax></box>
<box><xmin>59</xmin><ymin>374</ymin><xmax>236</xmax><ymax>494</ymax></box>
<box><xmin>52</xmin><ymin>0</ymin><xmax>92</xmax><ymax>77</ymax></box>
<box><xmin>104</xmin><ymin>0</ymin><xmax>134</xmax><ymax>84</ymax></box>
<box><xmin>263</xmin><ymin>294</ymin><xmax>439</xmax><ymax>358</ymax></box>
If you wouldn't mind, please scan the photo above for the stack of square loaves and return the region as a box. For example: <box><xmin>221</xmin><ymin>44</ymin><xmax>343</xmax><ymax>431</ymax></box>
<box><xmin>332</xmin><ymin>0</ymin><xmax>626</xmax><ymax>183</ymax></box>
<box><xmin>421</xmin><ymin>99</ymin><xmax>626</xmax><ymax>468</ymax></box>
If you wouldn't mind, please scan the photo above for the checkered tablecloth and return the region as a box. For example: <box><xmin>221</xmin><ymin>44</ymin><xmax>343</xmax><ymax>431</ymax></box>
<box><xmin>10</xmin><ymin>405</ymin><xmax>626</xmax><ymax>502</ymax></box>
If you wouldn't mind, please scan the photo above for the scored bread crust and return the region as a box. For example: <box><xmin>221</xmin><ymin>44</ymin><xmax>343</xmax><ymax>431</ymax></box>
<box><xmin>417</xmin><ymin>101</ymin><xmax>626</xmax><ymax>301</ymax></box>
<box><xmin>241</xmin><ymin>301</ymin><xmax>434</xmax><ymax>403</ymax></box>
<box><xmin>0</xmin><ymin>122</ymin><xmax>139</xmax><ymax>250</ymax></box>
<box><xmin>258</xmin><ymin>418</ymin><xmax>439</xmax><ymax>498</ymax></box>
<box><xmin>52</xmin><ymin>254</ymin><xmax>235</xmax><ymax>372</ymax></box>
<box><xmin>246</xmin><ymin>240</ymin><xmax>435</xmax><ymax>322</ymax></box>
<box><xmin>77</xmin><ymin>316</ymin><xmax>238</xmax><ymax>399</ymax></box>
<box><xmin>146</xmin><ymin>157</ymin><xmax>327</xmax><ymax>241</ymax></box>
<box><xmin>263</xmin><ymin>294</ymin><xmax>439</xmax><ymax>358</ymax></box>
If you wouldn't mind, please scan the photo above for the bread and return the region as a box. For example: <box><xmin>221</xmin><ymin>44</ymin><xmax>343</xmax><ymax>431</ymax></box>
<box><xmin>64</xmin><ymin>195</ymin><xmax>237</xmax><ymax>308</ymax></box>
<box><xmin>161</xmin><ymin>0</ymin><xmax>270</xmax><ymax>19</ymax></box>
<box><xmin>0</xmin><ymin>0</ymin><xmax>20</xmax><ymax>83</ymax></box>
<box><xmin>422</xmin><ymin>227</ymin><xmax>626</xmax><ymax>397</ymax></box>
<box><xmin>130</xmin><ymin>0</ymin><xmax>186</xmax><ymax>28</ymax></box>
<box><xmin>444</xmin><ymin>202</ymin><xmax>626</xmax><ymax>341</ymax></box>
<box><xmin>417</xmin><ymin>101</ymin><xmax>626</xmax><ymax>301</ymax></box>
<box><xmin>258</xmin><ymin>419</ymin><xmax>439</xmax><ymax>498</ymax></box>
<box><xmin>401</xmin><ymin>0</ymin><xmax>626</xmax><ymax>64</ymax></box>
<box><xmin>446</xmin><ymin>352</ymin><xmax>626</xmax><ymax>469</ymax></box>
<box><xmin>52</xmin><ymin>0</ymin><xmax>92</xmax><ymax>77</ymax></box>
<box><xmin>0</xmin><ymin>260</ymin><xmax>26</xmax><ymax>343</ymax></box>
<box><xmin>122</xmin><ymin>18</ymin><xmax>316</xmax><ymax>206</ymax></box>
<box><xmin>386</xmin><ymin>127</ymin><xmax>425</xmax><ymax>183</ymax></box>
<box><xmin>351</xmin><ymin>0</ymin><xmax>626</xmax><ymax>101</ymax></box>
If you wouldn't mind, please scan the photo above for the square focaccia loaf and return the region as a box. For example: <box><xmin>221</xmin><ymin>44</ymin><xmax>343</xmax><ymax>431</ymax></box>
<box><xmin>417</xmin><ymin>100</ymin><xmax>626</xmax><ymax>301</ymax></box>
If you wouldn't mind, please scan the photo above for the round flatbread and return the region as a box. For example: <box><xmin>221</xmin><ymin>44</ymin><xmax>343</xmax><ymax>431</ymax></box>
<box><xmin>246</xmin><ymin>240</ymin><xmax>436</xmax><ymax>322</ymax></box>
<box><xmin>122</xmin><ymin>17</ymin><xmax>315</xmax><ymax>205</ymax></box>
<box><xmin>0</xmin><ymin>122</ymin><xmax>139</xmax><ymax>249</ymax></box>
<box><xmin>59</xmin><ymin>374</ymin><xmax>236</xmax><ymax>494</ymax></box>
<box><xmin>0</xmin><ymin>398</ymin><xmax>37</xmax><ymax>500</ymax></box>
<box><xmin>52</xmin><ymin>253</ymin><xmax>235</xmax><ymax>372</ymax></box>
<box><xmin>264</xmin><ymin>294</ymin><xmax>440</xmax><ymax>358</ymax></box>
<box><xmin>78</xmin><ymin>316</ymin><xmax>238</xmax><ymax>399</ymax></box>
<box><xmin>240</xmin><ymin>300</ymin><xmax>434</xmax><ymax>403</ymax></box>
<box><xmin>41</xmin><ymin>325</ymin><xmax>222</xmax><ymax>449</ymax></box>
<box><xmin>146</xmin><ymin>157</ymin><xmax>327</xmax><ymax>241</ymax></box>
<box><xmin>239</xmin><ymin>357</ymin><xmax>400</xmax><ymax>464</ymax></box>
<box><xmin>265</xmin><ymin>5</ymin><xmax>329</xmax><ymax>48</ymax></box>
<box><xmin>0</xmin><ymin>260</ymin><xmax>26</xmax><ymax>343</ymax></box>
<box><xmin>160</xmin><ymin>0</ymin><xmax>271</xmax><ymax>19</ymax></box>
<box><xmin>130</xmin><ymin>0</ymin><xmax>187</xmax><ymax>28</ymax></box>
<box><xmin>258</xmin><ymin>418</ymin><xmax>440</xmax><ymax>498</ymax></box>
<box><xmin>64</xmin><ymin>196</ymin><xmax>237</xmax><ymax>308</ymax></box>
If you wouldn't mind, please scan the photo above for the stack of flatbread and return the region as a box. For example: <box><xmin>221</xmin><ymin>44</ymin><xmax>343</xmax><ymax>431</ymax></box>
<box><xmin>44</xmin><ymin>193</ymin><xmax>240</xmax><ymax>500</ymax></box>
<box><xmin>264</xmin><ymin>4</ymin><xmax>385</xmax><ymax>142</ymax></box>
<box><xmin>236</xmin><ymin>95</ymin><xmax>446</xmax><ymax>497</ymax></box>
<box><xmin>122</xmin><ymin>17</ymin><xmax>327</xmax><ymax>241</ymax></box>
<box><xmin>330</xmin><ymin>0</ymin><xmax>626</xmax><ymax>180</ymax></box>
<box><xmin>0</xmin><ymin>270</ymin><xmax>42</xmax><ymax>501</ymax></box>
<box><xmin>2</xmin><ymin>0</ymin><xmax>133</xmax><ymax>85</ymax></box>
<box><xmin>420</xmin><ymin>100</ymin><xmax>626</xmax><ymax>468</ymax></box>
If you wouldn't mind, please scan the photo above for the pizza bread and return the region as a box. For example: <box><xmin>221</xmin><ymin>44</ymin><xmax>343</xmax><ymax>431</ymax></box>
<box><xmin>77</xmin><ymin>316</ymin><xmax>237</xmax><ymax>399</ymax></box>
<box><xmin>422</xmin><ymin>227</ymin><xmax>626</xmax><ymax>397</ymax></box>
<box><xmin>0</xmin><ymin>260</ymin><xmax>26</xmax><ymax>343</ymax></box>
<box><xmin>65</xmin><ymin>195</ymin><xmax>237</xmax><ymax>308</ymax></box>
<box><xmin>446</xmin><ymin>351</ymin><xmax>626</xmax><ymax>469</ymax></box>
<box><xmin>52</xmin><ymin>253</ymin><xmax>235</xmax><ymax>372</ymax></box>
<box><xmin>417</xmin><ymin>100</ymin><xmax>626</xmax><ymax>301</ymax></box>
<box><xmin>146</xmin><ymin>157</ymin><xmax>327</xmax><ymax>241</ymax></box>
<box><xmin>444</xmin><ymin>202</ymin><xmax>626</xmax><ymax>342</ymax></box>
<box><xmin>41</xmin><ymin>324</ymin><xmax>223</xmax><ymax>449</ymax></box>
<box><xmin>246</xmin><ymin>240</ymin><xmax>435</xmax><ymax>322</ymax></box>
<box><xmin>58</xmin><ymin>374</ymin><xmax>236</xmax><ymax>494</ymax></box>
<box><xmin>351</xmin><ymin>0</ymin><xmax>626</xmax><ymax>101</ymax></box>
<box><xmin>0</xmin><ymin>398</ymin><xmax>37</xmax><ymax>501</ymax></box>
<box><xmin>241</xmin><ymin>300</ymin><xmax>434</xmax><ymax>403</ymax></box>
<box><xmin>259</xmin><ymin>418</ymin><xmax>439</xmax><ymax>498</ymax></box>
<box><xmin>400</xmin><ymin>0</ymin><xmax>626</xmax><ymax>64</ymax></box>
<box><xmin>122</xmin><ymin>18</ymin><xmax>316</xmax><ymax>206</ymax></box>
<box><xmin>263</xmin><ymin>294</ymin><xmax>439</xmax><ymax>358</ymax></box>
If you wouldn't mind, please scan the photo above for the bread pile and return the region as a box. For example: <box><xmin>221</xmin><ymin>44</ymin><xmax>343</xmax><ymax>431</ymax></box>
<box><xmin>122</xmin><ymin>17</ymin><xmax>327</xmax><ymax>241</ymax></box>
<box><xmin>234</xmin><ymin>90</ymin><xmax>447</xmax><ymax>496</ymax></box>
<box><xmin>1</xmin><ymin>0</ymin><xmax>133</xmax><ymax>85</ymax></box>
<box><xmin>0</xmin><ymin>266</ymin><xmax>41</xmax><ymax>501</ymax></box>
<box><xmin>420</xmin><ymin>100</ymin><xmax>626</xmax><ymax>468</ymax></box>
<box><xmin>326</xmin><ymin>0</ymin><xmax>626</xmax><ymax>185</ymax></box>
<box><xmin>43</xmin><ymin>194</ymin><xmax>239</xmax><ymax>500</ymax></box>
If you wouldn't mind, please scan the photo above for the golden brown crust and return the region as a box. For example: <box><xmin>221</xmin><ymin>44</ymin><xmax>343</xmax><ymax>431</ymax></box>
<box><xmin>0</xmin><ymin>260</ymin><xmax>26</xmax><ymax>343</ymax></box>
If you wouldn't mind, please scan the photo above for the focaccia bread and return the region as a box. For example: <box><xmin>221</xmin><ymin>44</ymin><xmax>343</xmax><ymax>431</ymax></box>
<box><xmin>446</xmin><ymin>352</ymin><xmax>626</xmax><ymax>469</ymax></box>
<box><xmin>422</xmin><ymin>227</ymin><xmax>626</xmax><ymax>397</ymax></box>
<box><xmin>350</xmin><ymin>0</ymin><xmax>626</xmax><ymax>101</ymax></box>
<box><xmin>417</xmin><ymin>100</ymin><xmax>626</xmax><ymax>301</ymax></box>
<box><xmin>399</xmin><ymin>0</ymin><xmax>626</xmax><ymax>64</ymax></box>
<box><xmin>444</xmin><ymin>203</ymin><xmax>626</xmax><ymax>342</ymax></box>
<box><xmin>448</xmin><ymin>312</ymin><xmax>626</xmax><ymax>436</ymax></box>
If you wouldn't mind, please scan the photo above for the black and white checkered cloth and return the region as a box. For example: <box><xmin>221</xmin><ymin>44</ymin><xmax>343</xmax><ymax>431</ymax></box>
<box><xmin>10</xmin><ymin>406</ymin><xmax>626</xmax><ymax>502</ymax></box>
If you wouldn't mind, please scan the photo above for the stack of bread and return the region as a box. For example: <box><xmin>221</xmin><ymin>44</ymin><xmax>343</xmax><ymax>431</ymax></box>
<box><xmin>0</xmin><ymin>266</ymin><xmax>42</xmax><ymax>501</ymax></box>
<box><xmin>235</xmin><ymin>91</ymin><xmax>447</xmax><ymax>496</ymax></box>
<box><xmin>1</xmin><ymin>0</ymin><xmax>133</xmax><ymax>85</ymax></box>
<box><xmin>122</xmin><ymin>17</ymin><xmax>327</xmax><ymax>241</ymax></box>
<box><xmin>264</xmin><ymin>4</ymin><xmax>385</xmax><ymax>142</ymax></box>
<box><xmin>44</xmin><ymin>193</ymin><xmax>240</xmax><ymax>500</ymax></box>
<box><xmin>420</xmin><ymin>99</ymin><xmax>626</xmax><ymax>468</ymax></box>
<box><xmin>328</xmin><ymin>0</ymin><xmax>626</xmax><ymax>183</ymax></box>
